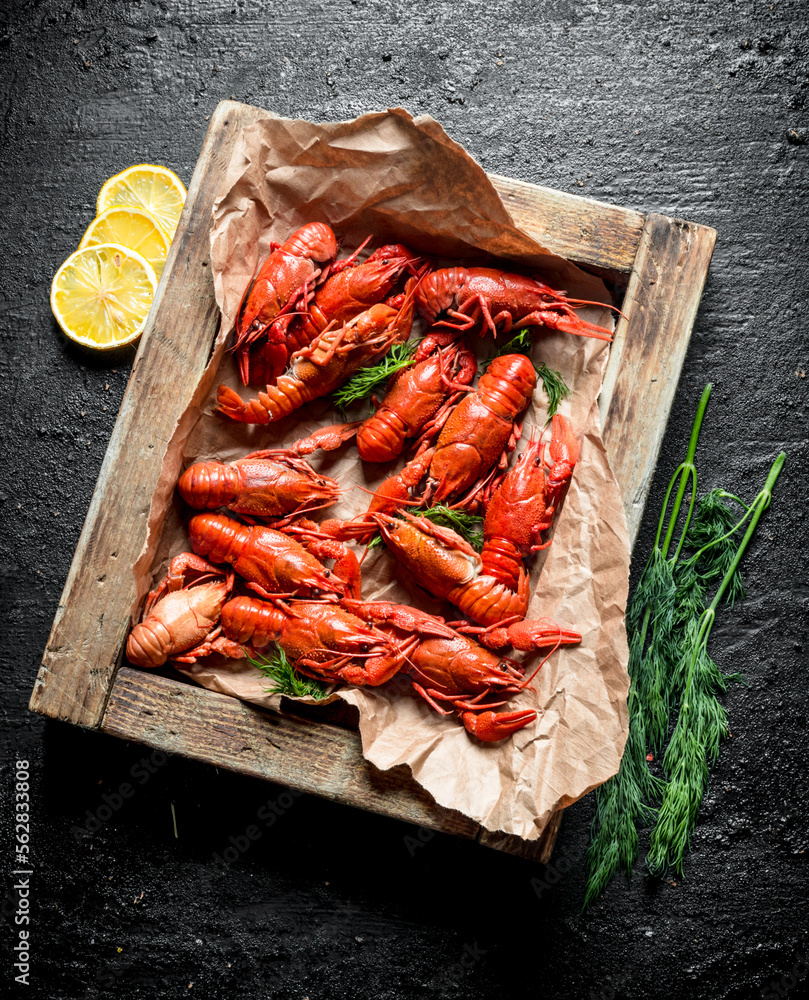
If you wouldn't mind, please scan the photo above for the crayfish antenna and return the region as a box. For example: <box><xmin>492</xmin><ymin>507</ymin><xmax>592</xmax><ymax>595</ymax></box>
<box><xmin>326</xmin><ymin>235</ymin><xmax>373</xmax><ymax>276</ymax></box>
<box><xmin>563</xmin><ymin>297</ymin><xmax>629</xmax><ymax>323</ymax></box>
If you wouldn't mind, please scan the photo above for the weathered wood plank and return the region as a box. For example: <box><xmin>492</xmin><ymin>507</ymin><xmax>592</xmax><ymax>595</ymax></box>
<box><xmin>599</xmin><ymin>214</ymin><xmax>717</xmax><ymax>546</ymax></box>
<box><xmin>477</xmin><ymin>808</ymin><xmax>563</xmax><ymax>863</ymax></box>
<box><xmin>103</xmin><ymin>668</ymin><xmax>484</xmax><ymax>841</ymax></box>
<box><xmin>29</xmin><ymin>101</ymin><xmax>268</xmax><ymax>727</ymax></box>
<box><xmin>490</xmin><ymin>173</ymin><xmax>644</xmax><ymax>275</ymax></box>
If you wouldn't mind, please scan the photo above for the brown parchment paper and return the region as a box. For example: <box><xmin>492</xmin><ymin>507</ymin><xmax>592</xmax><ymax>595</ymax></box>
<box><xmin>133</xmin><ymin>108</ymin><xmax>630</xmax><ymax>842</ymax></box>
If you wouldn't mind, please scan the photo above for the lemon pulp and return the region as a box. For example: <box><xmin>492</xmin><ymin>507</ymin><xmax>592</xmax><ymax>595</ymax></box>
<box><xmin>50</xmin><ymin>243</ymin><xmax>157</xmax><ymax>349</ymax></box>
<box><xmin>97</xmin><ymin>164</ymin><xmax>186</xmax><ymax>239</ymax></box>
<box><xmin>79</xmin><ymin>206</ymin><xmax>170</xmax><ymax>277</ymax></box>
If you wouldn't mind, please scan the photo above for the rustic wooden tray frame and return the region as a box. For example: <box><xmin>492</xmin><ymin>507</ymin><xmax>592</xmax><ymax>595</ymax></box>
<box><xmin>29</xmin><ymin>100</ymin><xmax>716</xmax><ymax>863</ymax></box>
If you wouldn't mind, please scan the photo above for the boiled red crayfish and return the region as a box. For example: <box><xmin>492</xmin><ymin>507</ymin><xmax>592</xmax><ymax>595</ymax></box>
<box><xmin>126</xmin><ymin>553</ymin><xmax>242</xmax><ymax>669</ymax></box>
<box><xmin>327</xmin><ymin>353</ymin><xmax>537</xmax><ymax>545</ymax></box>
<box><xmin>233</xmin><ymin>222</ymin><xmax>338</xmax><ymax>384</ymax></box>
<box><xmin>240</xmin><ymin>243</ymin><xmax>421</xmax><ymax>387</ymax></box>
<box><xmin>414</xmin><ymin>352</ymin><xmax>537</xmax><ymax>507</ymax></box>
<box><xmin>177</xmin><ymin>423</ymin><xmax>360</xmax><ymax>519</ymax></box>
<box><xmin>217</xmin><ymin>278</ymin><xmax>418</xmax><ymax>425</ymax></box>
<box><xmin>368</xmin><ymin>415</ymin><xmax>580</xmax><ymax>641</ymax></box>
<box><xmin>220</xmin><ymin>596</ymin><xmax>420</xmax><ymax>687</ymax></box>
<box><xmin>356</xmin><ymin>332</ymin><xmax>477</xmax><ymax>464</ymax></box>
<box><xmin>415</xmin><ymin>266</ymin><xmax>616</xmax><ymax>341</ymax></box>
<box><xmin>188</xmin><ymin>513</ymin><xmax>361</xmax><ymax>600</ymax></box>
<box><xmin>370</xmin><ymin>512</ymin><xmax>575</xmax><ymax>648</ymax></box>
<box><xmin>342</xmin><ymin>599</ymin><xmax>573</xmax><ymax>740</ymax></box>
<box><xmin>477</xmin><ymin>414</ymin><xmax>579</xmax><ymax>594</ymax></box>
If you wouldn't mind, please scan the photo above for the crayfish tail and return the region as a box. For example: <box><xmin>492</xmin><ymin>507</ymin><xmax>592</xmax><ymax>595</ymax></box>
<box><xmin>216</xmin><ymin>380</ymin><xmax>300</xmax><ymax>424</ymax></box>
<box><xmin>452</xmin><ymin>576</ymin><xmax>527</xmax><ymax>628</ymax></box>
<box><xmin>357</xmin><ymin>407</ymin><xmax>408</xmax><ymax>463</ymax></box>
<box><xmin>126</xmin><ymin>621</ymin><xmax>170</xmax><ymax>669</ymax></box>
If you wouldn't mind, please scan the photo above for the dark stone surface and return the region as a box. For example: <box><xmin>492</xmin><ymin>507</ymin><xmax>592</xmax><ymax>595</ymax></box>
<box><xmin>1</xmin><ymin>1</ymin><xmax>807</xmax><ymax>997</ymax></box>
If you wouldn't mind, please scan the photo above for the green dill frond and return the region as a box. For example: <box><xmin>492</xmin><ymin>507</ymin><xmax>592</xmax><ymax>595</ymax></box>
<box><xmin>683</xmin><ymin>489</ymin><xmax>747</xmax><ymax>606</ymax></box>
<box><xmin>536</xmin><ymin>363</ymin><xmax>572</xmax><ymax>418</ymax></box>
<box><xmin>674</xmin><ymin>561</ymin><xmax>709</xmax><ymax>627</ymax></box>
<box><xmin>646</xmin><ymin>625</ymin><xmax>731</xmax><ymax>877</ymax></box>
<box><xmin>410</xmin><ymin>504</ymin><xmax>485</xmax><ymax>550</ymax></box>
<box><xmin>646</xmin><ymin>711</ymin><xmax>708</xmax><ymax>878</ymax></box>
<box><xmin>637</xmin><ymin>636</ymin><xmax>678</xmax><ymax>753</ymax></box>
<box><xmin>246</xmin><ymin>646</ymin><xmax>330</xmax><ymax>701</ymax></box>
<box><xmin>488</xmin><ymin>328</ymin><xmax>534</xmax><ymax>360</ymax></box>
<box><xmin>331</xmin><ymin>340</ymin><xmax>419</xmax><ymax>412</ymax></box>
<box><xmin>687</xmin><ymin>489</ymin><xmax>744</xmax><ymax>548</ymax></box>
<box><xmin>485</xmin><ymin>329</ymin><xmax>571</xmax><ymax>417</ymax></box>
<box><xmin>584</xmin><ymin>687</ymin><xmax>665</xmax><ymax>907</ymax></box>
<box><xmin>365</xmin><ymin>503</ymin><xmax>485</xmax><ymax>553</ymax></box>
<box><xmin>627</xmin><ymin>547</ymin><xmax>677</xmax><ymax>633</ymax></box>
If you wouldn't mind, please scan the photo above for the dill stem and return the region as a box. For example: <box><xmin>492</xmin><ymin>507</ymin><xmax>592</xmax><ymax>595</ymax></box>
<box><xmin>705</xmin><ymin>451</ymin><xmax>785</xmax><ymax>614</ymax></box>
<box><xmin>657</xmin><ymin>384</ymin><xmax>713</xmax><ymax>560</ymax></box>
<box><xmin>637</xmin><ymin>384</ymin><xmax>713</xmax><ymax>653</ymax></box>
<box><xmin>674</xmin><ymin>451</ymin><xmax>785</xmax><ymax>772</ymax></box>
<box><xmin>680</xmin><ymin>487</ymin><xmax>760</xmax><ymax>600</ymax></box>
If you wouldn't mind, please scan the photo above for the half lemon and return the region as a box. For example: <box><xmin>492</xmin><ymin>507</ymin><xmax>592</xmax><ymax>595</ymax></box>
<box><xmin>50</xmin><ymin>243</ymin><xmax>157</xmax><ymax>350</ymax></box>
<box><xmin>79</xmin><ymin>206</ymin><xmax>171</xmax><ymax>278</ymax></box>
<box><xmin>97</xmin><ymin>164</ymin><xmax>186</xmax><ymax>239</ymax></box>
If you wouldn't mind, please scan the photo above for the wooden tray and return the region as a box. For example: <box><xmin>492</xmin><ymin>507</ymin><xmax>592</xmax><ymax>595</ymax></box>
<box><xmin>29</xmin><ymin>100</ymin><xmax>716</xmax><ymax>863</ymax></box>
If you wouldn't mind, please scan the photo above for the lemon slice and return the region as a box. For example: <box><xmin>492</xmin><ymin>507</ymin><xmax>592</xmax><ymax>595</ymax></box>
<box><xmin>97</xmin><ymin>164</ymin><xmax>186</xmax><ymax>239</ymax></box>
<box><xmin>50</xmin><ymin>243</ymin><xmax>157</xmax><ymax>350</ymax></box>
<box><xmin>79</xmin><ymin>206</ymin><xmax>171</xmax><ymax>278</ymax></box>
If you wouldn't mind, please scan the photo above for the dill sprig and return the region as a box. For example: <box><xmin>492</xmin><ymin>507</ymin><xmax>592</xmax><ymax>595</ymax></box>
<box><xmin>410</xmin><ymin>504</ymin><xmax>485</xmax><ymax>550</ymax></box>
<box><xmin>584</xmin><ymin>686</ymin><xmax>666</xmax><ymax>907</ymax></box>
<box><xmin>486</xmin><ymin>329</ymin><xmax>571</xmax><ymax>417</ymax></box>
<box><xmin>537</xmin><ymin>363</ymin><xmax>572</xmax><ymax>418</ymax></box>
<box><xmin>365</xmin><ymin>503</ymin><xmax>485</xmax><ymax>551</ymax></box>
<box><xmin>584</xmin><ymin>381</ymin><xmax>785</xmax><ymax>904</ymax></box>
<box><xmin>246</xmin><ymin>646</ymin><xmax>330</xmax><ymax>701</ymax></box>
<box><xmin>584</xmin><ymin>388</ymin><xmax>711</xmax><ymax>906</ymax></box>
<box><xmin>647</xmin><ymin>452</ymin><xmax>784</xmax><ymax>877</ymax></box>
<box><xmin>585</xmin><ymin>387</ymin><xmax>740</xmax><ymax>902</ymax></box>
<box><xmin>645</xmin><ymin>618</ymin><xmax>735</xmax><ymax>877</ymax></box>
<box><xmin>488</xmin><ymin>328</ymin><xmax>536</xmax><ymax>362</ymax></box>
<box><xmin>331</xmin><ymin>340</ymin><xmax>419</xmax><ymax>412</ymax></box>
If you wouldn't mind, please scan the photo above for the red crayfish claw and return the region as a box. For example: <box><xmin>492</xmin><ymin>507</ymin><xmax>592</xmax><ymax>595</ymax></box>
<box><xmin>460</xmin><ymin>709</ymin><xmax>538</xmax><ymax>742</ymax></box>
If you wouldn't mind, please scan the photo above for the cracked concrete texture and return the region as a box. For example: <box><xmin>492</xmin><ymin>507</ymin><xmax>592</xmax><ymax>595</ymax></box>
<box><xmin>0</xmin><ymin>1</ymin><xmax>807</xmax><ymax>998</ymax></box>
